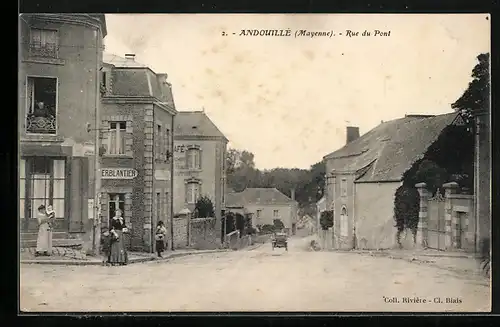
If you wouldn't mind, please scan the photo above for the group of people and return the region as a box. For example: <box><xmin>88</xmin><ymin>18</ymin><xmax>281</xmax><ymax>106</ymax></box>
<box><xmin>34</xmin><ymin>204</ymin><xmax>169</xmax><ymax>265</ymax></box>
<box><xmin>102</xmin><ymin>210</ymin><xmax>169</xmax><ymax>266</ymax></box>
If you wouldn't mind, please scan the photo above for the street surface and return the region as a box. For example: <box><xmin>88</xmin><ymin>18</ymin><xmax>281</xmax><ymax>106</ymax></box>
<box><xmin>20</xmin><ymin>236</ymin><xmax>490</xmax><ymax>312</ymax></box>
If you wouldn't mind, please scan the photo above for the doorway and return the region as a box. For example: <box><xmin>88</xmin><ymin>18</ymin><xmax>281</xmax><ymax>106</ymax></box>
<box><xmin>108</xmin><ymin>193</ymin><xmax>125</xmax><ymax>226</ymax></box>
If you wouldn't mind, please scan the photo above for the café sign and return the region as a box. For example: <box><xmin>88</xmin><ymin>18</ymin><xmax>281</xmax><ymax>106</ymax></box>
<box><xmin>101</xmin><ymin>168</ymin><xmax>138</xmax><ymax>180</ymax></box>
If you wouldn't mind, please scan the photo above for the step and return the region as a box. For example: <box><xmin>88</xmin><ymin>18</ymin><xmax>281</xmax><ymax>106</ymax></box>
<box><xmin>20</xmin><ymin>239</ymin><xmax>84</xmax><ymax>249</ymax></box>
<box><xmin>21</xmin><ymin>232</ymin><xmax>70</xmax><ymax>241</ymax></box>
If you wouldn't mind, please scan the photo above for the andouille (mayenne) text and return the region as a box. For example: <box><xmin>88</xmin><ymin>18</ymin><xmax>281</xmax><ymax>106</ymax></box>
<box><xmin>236</xmin><ymin>29</ymin><xmax>334</xmax><ymax>38</ymax></box>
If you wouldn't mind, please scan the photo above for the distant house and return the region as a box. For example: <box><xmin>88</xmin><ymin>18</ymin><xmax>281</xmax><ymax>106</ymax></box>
<box><xmin>323</xmin><ymin>113</ymin><xmax>465</xmax><ymax>250</ymax></box>
<box><xmin>226</xmin><ymin>188</ymin><xmax>298</xmax><ymax>235</ymax></box>
<box><xmin>173</xmin><ymin>111</ymin><xmax>228</xmax><ymax>223</ymax></box>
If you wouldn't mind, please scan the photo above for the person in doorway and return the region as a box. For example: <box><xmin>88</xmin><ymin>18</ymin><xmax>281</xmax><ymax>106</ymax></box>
<box><xmin>155</xmin><ymin>221</ymin><xmax>167</xmax><ymax>258</ymax></box>
<box><xmin>35</xmin><ymin>204</ymin><xmax>53</xmax><ymax>256</ymax></box>
<box><xmin>107</xmin><ymin>209</ymin><xmax>129</xmax><ymax>266</ymax></box>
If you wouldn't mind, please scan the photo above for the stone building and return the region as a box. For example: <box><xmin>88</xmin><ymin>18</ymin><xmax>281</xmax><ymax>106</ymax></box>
<box><xmin>323</xmin><ymin>113</ymin><xmax>469</xmax><ymax>250</ymax></box>
<box><xmin>226</xmin><ymin>188</ymin><xmax>298</xmax><ymax>236</ymax></box>
<box><xmin>99</xmin><ymin>53</ymin><xmax>177</xmax><ymax>252</ymax></box>
<box><xmin>173</xmin><ymin>111</ymin><xmax>228</xmax><ymax>244</ymax></box>
<box><xmin>18</xmin><ymin>14</ymin><xmax>107</xmax><ymax>249</ymax></box>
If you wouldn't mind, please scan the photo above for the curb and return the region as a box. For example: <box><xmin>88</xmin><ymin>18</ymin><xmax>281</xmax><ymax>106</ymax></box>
<box><xmin>21</xmin><ymin>249</ymin><xmax>228</xmax><ymax>266</ymax></box>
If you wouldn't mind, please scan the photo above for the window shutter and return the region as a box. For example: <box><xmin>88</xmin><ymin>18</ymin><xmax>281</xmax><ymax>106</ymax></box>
<box><xmin>198</xmin><ymin>183</ymin><xmax>202</xmax><ymax>200</ymax></box>
<box><xmin>164</xmin><ymin>129</ymin><xmax>169</xmax><ymax>162</ymax></box>
<box><xmin>185</xmin><ymin>183</ymin><xmax>189</xmax><ymax>204</ymax></box>
<box><xmin>185</xmin><ymin>150</ymin><xmax>189</xmax><ymax>169</ymax></box>
<box><xmin>101</xmin><ymin>121</ymin><xmax>109</xmax><ymax>154</ymax></box>
<box><xmin>198</xmin><ymin>149</ymin><xmax>202</xmax><ymax>169</ymax></box>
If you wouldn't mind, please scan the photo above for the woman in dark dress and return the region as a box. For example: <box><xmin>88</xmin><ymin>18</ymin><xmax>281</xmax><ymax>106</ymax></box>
<box><xmin>108</xmin><ymin>209</ymin><xmax>128</xmax><ymax>266</ymax></box>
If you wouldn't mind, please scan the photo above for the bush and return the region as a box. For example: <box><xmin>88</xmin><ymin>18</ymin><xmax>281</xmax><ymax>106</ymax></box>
<box><xmin>320</xmin><ymin>210</ymin><xmax>334</xmax><ymax>230</ymax></box>
<box><xmin>245</xmin><ymin>227</ymin><xmax>257</xmax><ymax>235</ymax></box>
<box><xmin>195</xmin><ymin>196</ymin><xmax>215</xmax><ymax>218</ymax></box>
<box><xmin>273</xmin><ymin>219</ymin><xmax>285</xmax><ymax>231</ymax></box>
<box><xmin>260</xmin><ymin>224</ymin><xmax>274</xmax><ymax>234</ymax></box>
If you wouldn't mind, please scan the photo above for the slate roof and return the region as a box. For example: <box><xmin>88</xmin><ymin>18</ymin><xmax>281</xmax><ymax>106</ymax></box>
<box><xmin>174</xmin><ymin>111</ymin><xmax>228</xmax><ymax>140</ymax></box>
<box><xmin>226</xmin><ymin>188</ymin><xmax>297</xmax><ymax>207</ymax></box>
<box><xmin>103</xmin><ymin>52</ymin><xmax>175</xmax><ymax>106</ymax></box>
<box><xmin>323</xmin><ymin>112</ymin><xmax>459</xmax><ymax>182</ymax></box>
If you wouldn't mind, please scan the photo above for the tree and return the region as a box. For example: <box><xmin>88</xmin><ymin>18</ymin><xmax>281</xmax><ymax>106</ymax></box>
<box><xmin>319</xmin><ymin>210</ymin><xmax>334</xmax><ymax>231</ymax></box>
<box><xmin>414</xmin><ymin>159</ymin><xmax>448</xmax><ymax>196</ymax></box>
<box><xmin>452</xmin><ymin>53</ymin><xmax>490</xmax><ymax>120</ymax></box>
<box><xmin>194</xmin><ymin>196</ymin><xmax>215</xmax><ymax>218</ymax></box>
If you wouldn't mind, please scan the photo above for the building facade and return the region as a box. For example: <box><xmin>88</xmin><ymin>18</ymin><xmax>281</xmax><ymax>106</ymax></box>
<box><xmin>99</xmin><ymin>53</ymin><xmax>177</xmax><ymax>252</ymax></box>
<box><xmin>173</xmin><ymin>111</ymin><xmax>228</xmax><ymax>240</ymax></box>
<box><xmin>226</xmin><ymin>188</ymin><xmax>298</xmax><ymax>236</ymax></box>
<box><xmin>19</xmin><ymin>14</ymin><xmax>107</xmax><ymax>248</ymax></box>
<box><xmin>323</xmin><ymin>114</ymin><xmax>465</xmax><ymax>250</ymax></box>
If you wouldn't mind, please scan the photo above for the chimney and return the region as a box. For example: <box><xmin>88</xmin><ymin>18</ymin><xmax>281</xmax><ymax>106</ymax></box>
<box><xmin>124</xmin><ymin>53</ymin><xmax>135</xmax><ymax>61</ymax></box>
<box><xmin>290</xmin><ymin>188</ymin><xmax>295</xmax><ymax>201</ymax></box>
<box><xmin>346</xmin><ymin>126</ymin><xmax>360</xmax><ymax>144</ymax></box>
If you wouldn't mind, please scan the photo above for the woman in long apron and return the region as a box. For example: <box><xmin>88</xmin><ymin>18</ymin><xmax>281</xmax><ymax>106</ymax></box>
<box><xmin>35</xmin><ymin>204</ymin><xmax>53</xmax><ymax>256</ymax></box>
<box><xmin>108</xmin><ymin>209</ymin><xmax>129</xmax><ymax>266</ymax></box>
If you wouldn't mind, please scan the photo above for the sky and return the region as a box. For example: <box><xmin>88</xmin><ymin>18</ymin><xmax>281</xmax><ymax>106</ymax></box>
<box><xmin>103</xmin><ymin>14</ymin><xmax>490</xmax><ymax>170</ymax></box>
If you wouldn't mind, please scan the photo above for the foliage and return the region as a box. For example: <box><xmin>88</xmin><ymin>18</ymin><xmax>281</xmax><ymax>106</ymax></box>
<box><xmin>273</xmin><ymin>219</ymin><xmax>285</xmax><ymax>231</ymax></box>
<box><xmin>452</xmin><ymin>53</ymin><xmax>490</xmax><ymax>120</ymax></box>
<box><xmin>225</xmin><ymin>147</ymin><xmax>325</xmax><ymax>211</ymax></box>
<box><xmin>260</xmin><ymin>224</ymin><xmax>275</xmax><ymax>234</ymax></box>
<box><xmin>393</xmin><ymin>185</ymin><xmax>420</xmax><ymax>247</ymax></box>
<box><xmin>244</xmin><ymin>227</ymin><xmax>257</xmax><ymax>235</ymax></box>
<box><xmin>194</xmin><ymin>196</ymin><xmax>215</xmax><ymax>218</ymax></box>
<box><xmin>319</xmin><ymin>210</ymin><xmax>334</xmax><ymax>231</ymax></box>
<box><xmin>479</xmin><ymin>237</ymin><xmax>490</xmax><ymax>277</ymax></box>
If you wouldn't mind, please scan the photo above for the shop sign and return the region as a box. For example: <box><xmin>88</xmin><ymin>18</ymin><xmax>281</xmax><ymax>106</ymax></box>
<box><xmin>101</xmin><ymin>168</ymin><xmax>138</xmax><ymax>180</ymax></box>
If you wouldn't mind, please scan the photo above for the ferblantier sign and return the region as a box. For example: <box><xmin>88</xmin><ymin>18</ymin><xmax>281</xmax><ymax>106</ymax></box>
<box><xmin>101</xmin><ymin>168</ymin><xmax>138</xmax><ymax>180</ymax></box>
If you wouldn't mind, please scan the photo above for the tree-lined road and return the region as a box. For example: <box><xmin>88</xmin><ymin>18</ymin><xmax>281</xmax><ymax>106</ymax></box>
<box><xmin>20</xmin><ymin>237</ymin><xmax>489</xmax><ymax>312</ymax></box>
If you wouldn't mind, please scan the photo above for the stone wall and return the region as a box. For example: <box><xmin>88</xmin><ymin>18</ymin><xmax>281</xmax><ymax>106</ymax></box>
<box><xmin>190</xmin><ymin>218</ymin><xmax>219</xmax><ymax>250</ymax></box>
<box><xmin>173</xmin><ymin>216</ymin><xmax>188</xmax><ymax>249</ymax></box>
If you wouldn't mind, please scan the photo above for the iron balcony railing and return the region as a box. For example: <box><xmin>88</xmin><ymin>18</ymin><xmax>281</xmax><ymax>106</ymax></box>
<box><xmin>26</xmin><ymin>115</ymin><xmax>57</xmax><ymax>134</ymax></box>
<box><xmin>29</xmin><ymin>42</ymin><xmax>59</xmax><ymax>58</ymax></box>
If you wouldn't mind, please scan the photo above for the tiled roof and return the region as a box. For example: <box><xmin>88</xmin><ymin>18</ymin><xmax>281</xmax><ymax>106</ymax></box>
<box><xmin>324</xmin><ymin>112</ymin><xmax>458</xmax><ymax>182</ymax></box>
<box><xmin>103</xmin><ymin>52</ymin><xmax>175</xmax><ymax>105</ymax></box>
<box><xmin>174</xmin><ymin>111</ymin><xmax>228</xmax><ymax>140</ymax></box>
<box><xmin>226</xmin><ymin>188</ymin><xmax>297</xmax><ymax>207</ymax></box>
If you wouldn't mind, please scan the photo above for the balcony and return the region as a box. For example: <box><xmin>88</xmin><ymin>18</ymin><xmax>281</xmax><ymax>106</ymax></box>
<box><xmin>29</xmin><ymin>42</ymin><xmax>59</xmax><ymax>59</ymax></box>
<box><xmin>26</xmin><ymin>114</ymin><xmax>57</xmax><ymax>134</ymax></box>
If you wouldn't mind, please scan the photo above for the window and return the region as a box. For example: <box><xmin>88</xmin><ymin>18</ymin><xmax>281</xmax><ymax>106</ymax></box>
<box><xmin>186</xmin><ymin>182</ymin><xmax>200</xmax><ymax>204</ymax></box>
<box><xmin>165</xmin><ymin>129</ymin><xmax>171</xmax><ymax>162</ymax></box>
<box><xmin>186</xmin><ymin>148</ymin><xmax>201</xmax><ymax>169</ymax></box>
<box><xmin>273</xmin><ymin>210</ymin><xmax>279</xmax><ymax>218</ymax></box>
<box><xmin>26</xmin><ymin>77</ymin><xmax>57</xmax><ymax>134</ymax></box>
<box><xmin>108</xmin><ymin>194</ymin><xmax>125</xmax><ymax>224</ymax></box>
<box><xmin>340</xmin><ymin>207</ymin><xmax>348</xmax><ymax>236</ymax></box>
<box><xmin>29</xmin><ymin>28</ymin><xmax>58</xmax><ymax>58</ymax></box>
<box><xmin>165</xmin><ymin>192</ymin><xmax>170</xmax><ymax>219</ymax></box>
<box><xmin>100</xmin><ymin>71</ymin><xmax>108</xmax><ymax>96</ymax></box>
<box><xmin>21</xmin><ymin>158</ymin><xmax>66</xmax><ymax>222</ymax></box>
<box><xmin>156</xmin><ymin>192</ymin><xmax>161</xmax><ymax>223</ymax></box>
<box><xmin>20</xmin><ymin>159</ymin><xmax>26</xmax><ymax>220</ymax></box>
<box><xmin>341</xmin><ymin>178</ymin><xmax>347</xmax><ymax>197</ymax></box>
<box><xmin>155</xmin><ymin>124</ymin><xmax>162</xmax><ymax>161</ymax></box>
<box><xmin>256</xmin><ymin>209</ymin><xmax>262</xmax><ymax>218</ymax></box>
<box><xmin>108</xmin><ymin>122</ymin><xmax>126</xmax><ymax>155</ymax></box>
